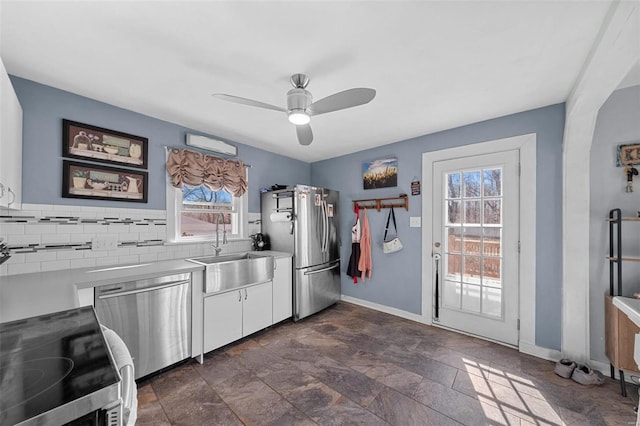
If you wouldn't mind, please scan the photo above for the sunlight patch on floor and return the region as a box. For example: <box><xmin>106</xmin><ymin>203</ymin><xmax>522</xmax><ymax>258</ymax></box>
<box><xmin>463</xmin><ymin>358</ymin><xmax>564</xmax><ymax>425</ymax></box>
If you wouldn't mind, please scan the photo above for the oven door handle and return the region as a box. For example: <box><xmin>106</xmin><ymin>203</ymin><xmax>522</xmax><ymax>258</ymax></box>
<box><xmin>97</xmin><ymin>279</ymin><xmax>190</xmax><ymax>299</ymax></box>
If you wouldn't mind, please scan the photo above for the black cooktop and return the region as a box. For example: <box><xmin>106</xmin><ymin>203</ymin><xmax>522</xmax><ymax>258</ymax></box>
<box><xmin>0</xmin><ymin>306</ymin><xmax>119</xmax><ymax>425</ymax></box>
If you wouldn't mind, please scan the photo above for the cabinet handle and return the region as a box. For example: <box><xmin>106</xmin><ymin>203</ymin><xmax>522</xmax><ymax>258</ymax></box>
<box><xmin>0</xmin><ymin>183</ymin><xmax>4</xmax><ymax>199</ymax></box>
<box><xmin>244</xmin><ymin>288</ymin><xmax>248</xmax><ymax>300</ymax></box>
<box><xmin>7</xmin><ymin>188</ymin><xmax>15</xmax><ymax>207</ymax></box>
<box><xmin>273</xmin><ymin>257</ymin><xmax>277</xmax><ymax>270</ymax></box>
<box><xmin>238</xmin><ymin>290</ymin><xmax>242</xmax><ymax>302</ymax></box>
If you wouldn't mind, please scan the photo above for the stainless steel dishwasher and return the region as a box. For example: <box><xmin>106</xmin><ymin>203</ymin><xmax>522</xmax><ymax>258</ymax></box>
<box><xmin>95</xmin><ymin>272</ymin><xmax>191</xmax><ymax>379</ymax></box>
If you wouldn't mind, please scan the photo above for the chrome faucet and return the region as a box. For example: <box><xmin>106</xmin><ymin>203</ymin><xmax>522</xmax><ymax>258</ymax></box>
<box><xmin>213</xmin><ymin>213</ymin><xmax>227</xmax><ymax>256</ymax></box>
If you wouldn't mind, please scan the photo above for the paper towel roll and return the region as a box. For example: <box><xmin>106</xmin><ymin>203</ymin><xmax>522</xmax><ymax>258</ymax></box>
<box><xmin>270</xmin><ymin>212</ymin><xmax>291</xmax><ymax>222</ymax></box>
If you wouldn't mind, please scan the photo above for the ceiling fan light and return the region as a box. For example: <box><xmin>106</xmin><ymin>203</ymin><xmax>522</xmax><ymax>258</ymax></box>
<box><xmin>288</xmin><ymin>110</ymin><xmax>310</xmax><ymax>125</ymax></box>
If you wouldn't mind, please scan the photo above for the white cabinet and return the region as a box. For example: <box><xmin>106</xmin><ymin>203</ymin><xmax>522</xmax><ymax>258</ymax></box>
<box><xmin>272</xmin><ymin>256</ymin><xmax>292</xmax><ymax>323</ymax></box>
<box><xmin>203</xmin><ymin>289</ymin><xmax>243</xmax><ymax>353</ymax></box>
<box><xmin>0</xmin><ymin>59</ymin><xmax>22</xmax><ymax>210</ymax></box>
<box><xmin>243</xmin><ymin>282</ymin><xmax>273</xmax><ymax>336</ymax></box>
<box><xmin>203</xmin><ymin>280</ymin><xmax>272</xmax><ymax>353</ymax></box>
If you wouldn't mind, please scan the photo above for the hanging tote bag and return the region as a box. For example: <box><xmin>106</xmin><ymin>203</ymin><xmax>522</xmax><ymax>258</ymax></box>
<box><xmin>382</xmin><ymin>207</ymin><xmax>403</xmax><ymax>253</ymax></box>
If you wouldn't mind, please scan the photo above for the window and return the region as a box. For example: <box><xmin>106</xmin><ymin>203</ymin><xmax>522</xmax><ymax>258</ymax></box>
<box><xmin>167</xmin><ymin>183</ymin><xmax>247</xmax><ymax>243</ymax></box>
<box><xmin>164</xmin><ymin>148</ymin><xmax>248</xmax><ymax>243</ymax></box>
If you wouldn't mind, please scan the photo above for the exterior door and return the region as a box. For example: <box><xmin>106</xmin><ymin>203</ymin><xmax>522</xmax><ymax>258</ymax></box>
<box><xmin>432</xmin><ymin>150</ymin><xmax>519</xmax><ymax>346</ymax></box>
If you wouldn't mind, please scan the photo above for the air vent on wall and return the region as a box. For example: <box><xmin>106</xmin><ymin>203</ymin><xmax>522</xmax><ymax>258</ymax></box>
<box><xmin>186</xmin><ymin>134</ymin><xmax>237</xmax><ymax>156</ymax></box>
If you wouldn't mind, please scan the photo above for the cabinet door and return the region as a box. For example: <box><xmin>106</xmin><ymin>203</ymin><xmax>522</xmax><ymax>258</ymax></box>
<box><xmin>243</xmin><ymin>281</ymin><xmax>273</xmax><ymax>337</ymax></box>
<box><xmin>203</xmin><ymin>290</ymin><xmax>242</xmax><ymax>353</ymax></box>
<box><xmin>0</xmin><ymin>59</ymin><xmax>22</xmax><ymax>210</ymax></box>
<box><xmin>272</xmin><ymin>256</ymin><xmax>293</xmax><ymax>323</ymax></box>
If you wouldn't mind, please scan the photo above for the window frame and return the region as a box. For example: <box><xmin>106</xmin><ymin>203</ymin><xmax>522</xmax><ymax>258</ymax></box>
<box><xmin>165</xmin><ymin>175</ymin><xmax>248</xmax><ymax>244</ymax></box>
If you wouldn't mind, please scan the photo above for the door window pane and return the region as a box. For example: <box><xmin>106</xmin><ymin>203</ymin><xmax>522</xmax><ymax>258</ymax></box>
<box><xmin>482</xmin><ymin>287</ymin><xmax>502</xmax><ymax>317</ymax></box>
<box><xmin>462</xmin><ymin>255</ymin><xmax>481</xmax><ymax>280</ymax></box>
<box><xmin>483</xmin><ymin>257</ymin><xmax>501</xmax><ymax>286</ymax></box>
<box><xmin>482</xmin><ymin>228</ymin><xmax>501</xmax><ymax>256</ymax></box>
<box><xmin>445</xmin><ymin>254</ymin><xmax>462</xmax><ymax>280</ymax></box>
<box><xmin>443</xmin><ymin>281</ymin><xmax>461</xmax><ymax>309</ymax></box>
<box><xmin>447</xmin><ymin>173</ymin><xmax>461</xmax><ymax>198</ymax></box>
<box><xmin>447</xmin><ymin>200</ymin><xmax>461</xmax><ymax>224</ymax></box>
<box><xmin>447</xmin><ymin>227</ymin><xmax>462</xmax><ymax>254</ymax></box>
<box><xmin>462</xmin><ymin>227</ymin><xmax>481</xmax><ymax>255</ymax></box>
<box><xmin>461</xmin><ymin>283</ymin><xmax>481</xmax><ymax>312</ymax></box>
<box><xmin>483</xmin><ymin>169</ymin><xmax>502</xmax><ymax>196</ymax></box>
<box><xmin>463</xmin><ymin>171</ymin><xmax>481</xmax><ymax>197</ymax></box>
<box><xmin>464</xmin><ymin>200</ymin><xmax>481</xmax><ymax>224</ymax></box>
<box><xmin>483</xmin><ymin>199</ymin><xmax>501</xmax><ymax>224</ymax></box>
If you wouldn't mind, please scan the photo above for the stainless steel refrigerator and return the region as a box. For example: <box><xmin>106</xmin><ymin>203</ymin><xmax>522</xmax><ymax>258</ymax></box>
<box><xmin>261</xmin><ymin>185</ymin><xmax>340</xmax><ymax>321</ymax></box>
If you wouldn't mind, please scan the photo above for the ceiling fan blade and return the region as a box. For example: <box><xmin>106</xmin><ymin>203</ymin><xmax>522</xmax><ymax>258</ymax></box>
<box><xmin>296</xmin><ymin>124</ymin><xmax>313</xmax><ymax>146</ymax></box>
<box><xmin>213</xmin><ymin>94</ymin><xmax>286</xmax><ymax>113</ymax></box>
<box><xmin>308</xmin><ymin>88</ymin><xmax>376</xmax><ymax>116</ymax></box>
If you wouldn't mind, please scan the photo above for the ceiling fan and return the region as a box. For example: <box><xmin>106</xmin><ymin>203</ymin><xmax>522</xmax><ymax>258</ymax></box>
<box><xmin>213</xmin><ymin>74</ymin><xmax>376</xmax><ymax>146</ymax></box>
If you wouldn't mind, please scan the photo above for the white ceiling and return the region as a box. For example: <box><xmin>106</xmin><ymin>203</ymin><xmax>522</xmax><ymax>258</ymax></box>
<box><xmin>0</xmin><ymin>1</ymin><xmax>612</xmax><ymax>162</ymax></box>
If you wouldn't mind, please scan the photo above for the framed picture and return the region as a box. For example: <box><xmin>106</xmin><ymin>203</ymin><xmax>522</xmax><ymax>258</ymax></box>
<box><xmin>62</xmin><ymin>160</ymin><xmax>148</xmax><ymax>203</ymax></box>
<box><xmin>63</xmin><ymin>119</ymin><xmax>148</xmax><ymax>169</ymax></box>
<box><xmin>362</xmin><ymin>157</ymin><xmax>398</xmax><ymax>190</ymax></box>
<box><xmin>616</xmin><ymin>142</ymin><xmax>640</xmax><ymax>167</ymax></box>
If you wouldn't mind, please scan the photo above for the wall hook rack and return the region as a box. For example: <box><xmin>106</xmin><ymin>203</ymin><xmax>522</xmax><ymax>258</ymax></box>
<box><xmin>352</xmin><ymin>195</ymin><xmax>408</xmax><ymax>212</ymax></box>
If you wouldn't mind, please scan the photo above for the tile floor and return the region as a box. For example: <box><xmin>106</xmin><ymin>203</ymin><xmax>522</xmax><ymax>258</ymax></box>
<box><xmin>136</xmin><ymin>302</ymin><xmax>638</xmax><ymax>425</ymax></box>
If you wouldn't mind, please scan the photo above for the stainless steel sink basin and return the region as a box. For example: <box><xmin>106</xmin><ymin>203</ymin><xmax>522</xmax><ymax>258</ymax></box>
<box><xmin>189</xmin><ymin>252</ymin><xmax>268</xmax><ymax>265</ymax></box>
<box><xmin>188</xmin><ymin>253</ymin><xmax>274</xmax><ymax>294</ymax></box>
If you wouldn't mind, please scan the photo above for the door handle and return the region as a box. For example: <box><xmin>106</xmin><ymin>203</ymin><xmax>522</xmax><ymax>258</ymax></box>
<box><xmin>304</xmin><ymin>262</ymin><xmax>339</xmax><ymax>275</ymax></box>
<box><xmin>97</xmin><ymin>280</ymin><xmax>190</xmax><ymax>299</ymax></box>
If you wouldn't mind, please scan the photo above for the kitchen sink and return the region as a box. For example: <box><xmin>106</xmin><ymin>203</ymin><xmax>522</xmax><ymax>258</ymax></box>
<box><xmin>188</xmin><ymin>252</ymin><xmax>269</xmax><ymax>265</ymax></box>
<box><xmin>188</xmin><ymin>253</ymin><xmax>274</xmax><ymax>294</ymax></box>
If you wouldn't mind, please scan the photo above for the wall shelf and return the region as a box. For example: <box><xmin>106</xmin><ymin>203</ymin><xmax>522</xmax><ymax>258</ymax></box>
<box><xmin>352</xmin><ymin>195</ymin><xmax>408</xmax><ymax>212</ymax></box>
<box><xmin>605</xmin><ymin>207</ymin><xmax>640</xmax><ymax>398</ymax></box>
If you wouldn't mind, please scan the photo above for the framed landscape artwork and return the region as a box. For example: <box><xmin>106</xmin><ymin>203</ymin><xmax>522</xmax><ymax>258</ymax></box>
<box><xmin>362</xmin><ymin>157</ymin><xmax>398</xmax><ymax>190</ymax></box>
<box><xmin>62</xmin><ymin>119</ymin><xmax>148</xmax><ymax>169</ymax></box>
<box><xmin>62</xmin><ymin>160</ymin><xmax>148</xmax><ymax>203</ymax></box>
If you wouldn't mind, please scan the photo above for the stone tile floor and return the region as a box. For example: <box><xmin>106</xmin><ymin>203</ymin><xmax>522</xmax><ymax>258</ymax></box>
<box><xmin>136</xmin><ymin>302</ymin><xmax>638</xmax><ymax>425</ymax></box>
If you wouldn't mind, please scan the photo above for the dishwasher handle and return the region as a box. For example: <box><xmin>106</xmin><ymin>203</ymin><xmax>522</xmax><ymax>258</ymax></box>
<box><xmin>97</xmin><ymin>279</ymin><xmax>190</xmax><ymax>299</ymax></box>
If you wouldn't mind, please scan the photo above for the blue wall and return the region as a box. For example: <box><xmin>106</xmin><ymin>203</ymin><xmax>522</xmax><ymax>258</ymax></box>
<box><xmin>312</xmin><ymin>104</ymin><xmax>565</xmax><ymax>350</ymax></box>
<box><xmin>10</xmin><ymin>76</ymin><xmax>310</xmax><ymax>212</ymax></box>
<box><xmin>12</xmin><ymin>75</ymin><xmax>565</xmax><ymax>349</ymax></box>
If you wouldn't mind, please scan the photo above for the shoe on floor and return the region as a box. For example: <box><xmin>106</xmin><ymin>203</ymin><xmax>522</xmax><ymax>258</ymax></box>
<box><xmin>554</xmin><ymin>358</ymin><xmax>576</xmax><ymax>378</ymax></box>
<box><xmin>571</xmin><ymin>364</ymin><xmax>605</xmax><ymax>385</ymax></box>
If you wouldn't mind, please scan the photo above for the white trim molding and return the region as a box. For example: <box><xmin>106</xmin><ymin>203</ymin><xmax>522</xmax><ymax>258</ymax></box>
<box><xmin>341</xmin><ymin>295</ymin><xmax>425</xmax><ymax>324</ymax></box>
<box><xmin>562</xmin><ymin>0</ymin><xmax>640</xmax><ymax>362</ymax></box>
<box><xmin>421</xmin><ymin>133</ymin><xmax>537</xmax><ymax>351</ymax></box>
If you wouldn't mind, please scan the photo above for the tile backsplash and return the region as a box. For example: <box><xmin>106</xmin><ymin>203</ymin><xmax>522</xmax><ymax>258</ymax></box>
<box><xmin>0</xmin><ymin>203</ymin><xmax>260</xmax><ymax>276</ymax></box>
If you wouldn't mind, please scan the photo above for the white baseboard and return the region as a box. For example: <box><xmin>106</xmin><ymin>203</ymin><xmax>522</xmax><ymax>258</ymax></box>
<box><xmin>519</xmin><ymin>341</ymin><xmax>562</xmax><ymax>361</ymax></box>
<box><xmin>340</xmin><ymin>295</ymin><xmax>425</xmax><ymax>324</ymax></box>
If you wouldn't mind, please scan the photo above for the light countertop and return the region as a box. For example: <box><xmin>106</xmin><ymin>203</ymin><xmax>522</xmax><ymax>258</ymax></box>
<box><xmin>613</xmin><ymin>296</ymin><xmax>640</xmax><ymax>328</ymax></box>
<box><xmin>0</xmin><ymin>251</ymin><xmax>292</xmax><ymax>323</ymax></box>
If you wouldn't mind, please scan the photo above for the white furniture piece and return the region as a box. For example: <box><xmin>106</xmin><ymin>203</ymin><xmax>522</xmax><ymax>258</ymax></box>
<box><xmin>272</xmin><ymin>255</ymin><xmax>293</xmax><ymax>323</ymax></box>
<box><xmin>0</xmin><ymin>58</ymin><xmax>23</xmax><ymax>209</ymax></box>
<box><xmin>203</xmin><ymin>280</ymin><xmax>273</xmax><ymax>353</ymax></box>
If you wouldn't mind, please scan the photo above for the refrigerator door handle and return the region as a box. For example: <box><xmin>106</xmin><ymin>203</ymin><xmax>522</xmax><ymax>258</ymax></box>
<box><xmin>323</xmin><ymin>200</ymin><xmax>329</xmax><ymax>253</ymax></box>
<box><xmin>303</xmin><ymin>262</ymin><xmax>340</xmax><ymax>275</ymax></box>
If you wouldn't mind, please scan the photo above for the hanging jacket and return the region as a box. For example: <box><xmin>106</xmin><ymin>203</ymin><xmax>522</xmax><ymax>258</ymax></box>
<box><xmin>346</xmin><ymin>205</ymin><xmax>361</xmax><ymax>283</ymax></box>
<box><xmin>358</xmin><ymin>208</ymin><xmax>372</xmax><ymax>280</ymax></box>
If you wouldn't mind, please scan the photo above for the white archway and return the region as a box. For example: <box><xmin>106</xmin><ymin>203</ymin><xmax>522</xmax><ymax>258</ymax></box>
<box><xmin>562</xmin><ymin>1</ymin><xmax>639</xmax><ymax>362</ymax></box>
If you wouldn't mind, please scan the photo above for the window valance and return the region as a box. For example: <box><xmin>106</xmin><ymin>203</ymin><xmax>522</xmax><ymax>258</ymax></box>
<box><xmin>166</xmin><ymin>148</ymin><xmax>247</xmax><ymax>197</ymax></box>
